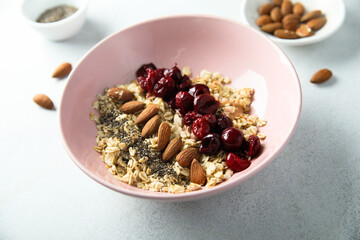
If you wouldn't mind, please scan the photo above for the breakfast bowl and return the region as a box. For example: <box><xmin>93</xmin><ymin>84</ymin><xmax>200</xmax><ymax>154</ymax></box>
<box><xmin>241</xmin><ymin>0</ymin><xmax>346</xmax><ymax>46</ymax></box>
<box><xmin>59</xmin><ymin>15</ymin><xmax>302</xmax><ymax>202</ymax></box>
<box><xmin>21</xmin><ymin>0</ymin><xmax>88</xmax><ymax>41</ymax></box>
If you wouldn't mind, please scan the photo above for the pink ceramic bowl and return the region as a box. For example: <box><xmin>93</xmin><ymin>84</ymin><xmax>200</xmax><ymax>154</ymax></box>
<box><xmin>59</xmin><ymin>15</ymin><xmax>301</xmax><ymax>202</ymax></box>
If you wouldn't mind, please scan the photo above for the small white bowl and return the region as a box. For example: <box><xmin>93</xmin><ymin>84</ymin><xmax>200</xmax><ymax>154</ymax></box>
<box><xmin>241</xmin><ymin>0</ymin><xmax>346</xmax><ymax>46</ymax></box>
<box><xmin>21</xmin><ymin>0</ymin><xmax>88</xmax><ymax>41</ymax></box>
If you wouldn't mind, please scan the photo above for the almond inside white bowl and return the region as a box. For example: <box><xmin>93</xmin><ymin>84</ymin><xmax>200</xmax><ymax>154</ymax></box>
<box><xmin>241</xmin><ymin>0</ymin><xmax>346</xmax><ymax>46</ymax></box>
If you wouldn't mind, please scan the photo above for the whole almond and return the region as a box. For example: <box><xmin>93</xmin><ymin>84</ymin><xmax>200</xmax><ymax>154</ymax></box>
<box><xmin>272</xmin><ymin>0</ymin><xmax>283</xmax><ymax>6</ymax></box>
<box><xmin>310</xmin><ymin>69</ymin><xmax>332</xmax><ymax>83</ymax></box>
<box><xmin>274</xmin><ymin>29</ymin><xmax>299</xmax><ymax>39</ymax></box>
<box><xmin>306</xmin><ymin>17</ymin><xmax>327</xmax><ymax>30</ymax></box>
<box><xmin>296</xmin><ymin>24</ymin><xmax>314</xmax><ymax>37</ymax></box>
<box><xmin>293</xmin><ymin>2</ymin><xmax>305</xmax><ymax>16</ymax></box>
<box><xmin>283</xmin><ymin>19</ymin><xmax>299</xmax><ymax>31</ymax></box>
<box><xmin>281</xmin><ymin>0</ymin><xmax>292</xmax><ymax>16</ymax></box>
<box><xmin>157</xmin><ymin>122</ymin><xmax>171</xmax><ymax>151</ymax></box>
<box><xmin>257</xmin><ymin>15</ymin><xmax>273</xmax><ymax>26</ymax></box>
<box><xmin>282</xmin><ymin>14</ymin><xmax>300</xmax><ymax>24</ymax></box>
<box><xmin>176</xmin><ymin>147</ymin><xmax>200</xmax><ymax>168</ymax></box>
<box><xmin>300</xmin><ymin>10</ymin><xmax>322</xmax><ymax>22</ymax></box>
<box><xmin>162</xmin><ymin>138</ymin><xmax>182</xmax><ymax>162</ymax></box>
<box><xmin>259</xmin><ymin>3</ymin><xmax>275</xmax><ymax>15</ymax></box>
<box><xmin>121</xmin><ymin>101</ymin><xmax>146</xmax><ymax>114</ymax></box>
<box><xmin>190</xmin><ymin>159</ymin><xmax>206</xmax><ymax>186</ymax></box>
<box><xmin>52</xmin><ymin>62</ymin><xmax>72</xmax><ymax>78</ymax></box>
<box><xmin>135</xmin><ymin>104</ymin><xmax>158</xmax><ymax>124</ymax></box>
<box><xmin>141</xmin><ymin>115</ymin><xmax>161</xmax><ymax>138</ymax></box>
<box><xmin>261</xmin><ymin>22</ymin><xmax>282</xmax><ymax>33</ymax></box>
<box><xmin>33</xmin><ymin>94</ymin><xmax>54</xmax><ymax>109</ymax></box>
<box><xmin>270</xmin><ymin>7</ymin><xmax>282</xmax><ymax>22</ymax></box>
<box><xmin>107</xmin><ymin>87</ymin><xmax>135</xmax><ymax>101</ymax></box>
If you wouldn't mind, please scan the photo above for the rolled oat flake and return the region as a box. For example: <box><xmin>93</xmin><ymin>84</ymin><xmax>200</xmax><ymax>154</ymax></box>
<box><xmin>37</xmin><ymin>5</ymin><xmax>78</xmax><ymax>23</ymax></box>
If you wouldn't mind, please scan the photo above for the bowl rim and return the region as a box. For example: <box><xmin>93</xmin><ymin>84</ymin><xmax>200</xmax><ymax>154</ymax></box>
<box><xmin>241</xmin><ymin>0</ymin><xmax>346</xmax><ymax>46</ymax></box>
<box><xmin>59</xmin><ymin>14</ymin><xmax>302</xmax><ymax>201</ymax></box>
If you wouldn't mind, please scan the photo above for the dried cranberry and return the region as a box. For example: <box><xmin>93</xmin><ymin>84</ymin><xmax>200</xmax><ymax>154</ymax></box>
<box><xmin>247</xmin><ymin>135</ymin><xmax>261</xmax><ymax>157</ymax></box>
<box><xmin>154</xmin><ymin>68</ymin><xmax>166</xmax><ymax>79</ymax></box>
<box><xmin>177</xmin><ymin>75</ymin><xmax>192</xmax><ymax>91</ymax></box>
<box><xmin>188</xmin><ymin>84</ymin><xmax>210</xmax><ymax>97</ymax></box>
<box><xmin>145</xmin><ymin>68</ymin><xmax>161</xmax><ymax>93</ymax></box>
<box><xmin>215</xmin><ymin>114</ymin><xmax>233</xmax><ymax>134</ymax></box>
<box><xmin>200</xmin><ymin>133</ymin><xmax>222</xmax><ymax>156</ymax></box>
<box><xmin>164</xmin><ymin>65</ymin><xmax>182</xmax><ymax>83</ymax></box>
<box><xmin>221</xmin><ymin>127</ymin><xmax>245</xmax><ymax>152</ymax></box>
<box><xmin>137</xmin><ymin>76</ymin><xmax>148</xmax><ymax>92</ymax></box>
<box><xmin>192</xmin><ymin>117</ymin><xmax>211</xmax><ymax>140</ymax></box>
<box><xmin>136</xmin><ymin>63</ymin><xmax>157</xmax><ymax>77</ymax></box>
<box><xmin>166</xmin><ymin>97</ymin><xmax>176</xmax><ymax>109</ymax></box>
<box><xmin>226</xmin><ymin>153</ymin><xmax>251</xmax><ymax>172</ymax></box>
<box><xmin>183</xmin><ymin>111</ymin><xmax>203</xmax><ymax>126</ymax></box>
<box><xmin>194</xmin><ymin>94</ymin><xmax>219</xmax><ymax>115</ymax></box>
<box><xmin>175</xmin><ymin>91</ymin><xmax>194</xmax><ymax>115</ymax></box>
<box><xmin>203</xmin><ymin>114</ymin><xmax>216</xmax><ymax>130</ymax></box>
<box><xmin>153</xmin><ymin>76</ymin><xmax>175</xmax><ymax>98</ymax></box>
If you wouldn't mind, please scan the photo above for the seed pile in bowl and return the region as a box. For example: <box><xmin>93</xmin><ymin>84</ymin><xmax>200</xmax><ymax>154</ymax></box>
<box><xmin>257</xmin><ymin>0</ymin><xmax>327</xmax><ymax>39</ymax></box>
<box><xmin>90</xmin><ymin>64</ymin><xmax>267</xmax><ymax>193</ymax></box>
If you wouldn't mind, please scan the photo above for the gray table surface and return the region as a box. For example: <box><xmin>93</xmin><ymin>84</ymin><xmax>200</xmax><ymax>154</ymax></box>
<box><xmin>1</xmin><ymin>0</ymin><xmax>359</xmax><ymax>239</ymax></box>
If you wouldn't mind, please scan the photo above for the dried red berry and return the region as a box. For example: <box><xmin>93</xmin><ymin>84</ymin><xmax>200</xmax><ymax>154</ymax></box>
<box><xmin>164</xmin><ymin>65</ymin><xmax>182</xmax><ymax>83</ymax></box>
<box><xmin>188</xmin><ymin>84</ymin><xmax>210</xmax><ymax>97</ymax></box>
<box><xmin>175</xmin><ymin>91</ymin><xmax>194</xmax><ymax>115</ymax></box>
<box><xmin>177</xmin><ymin>75</ymin><xmax>192</xmax><ymax>91</ymax></box>
<box><xmin>183</xmin><ymin>111</ymin><xmax>203</xmax><ymax>126</ymax></box>
<box><xmin>215</xmin><ymin>114</ymin><xmax>233</xmax><ymax>134</ymax></box>
<box><xmin>203</xmin><ymin>114</ymin><xmax>217</xmax><ymax>130</ymax></box>
<box><xmin>221</xmin><ymin>127</ymin><xmax>245</xmax><ymax>152</ymax></box>
<box><xmin>136</xmin><ymin>63</ymin><xmax>157</xmax><ymax>77</ymax></box>
<box><xmin>153</xmin><ymin>76</ymin><xmax>175</xmax><ymax>98</ymax></box>
<box><xmin>194</xmin><ymin>94</ymin><xmax>219</xmax><ymax>115</ymax></box>
<box><xmin>247</xmin><ymin>135</ymin><xmax>261</xmax><ymax>157</ymax></box>
<box><xmin>226</xmin><ymin>153</ymin><xmax>251</xmax><ymax>172</ymax></box>
<box><xmin>192</xmin><ymin>117</ymin><xmax>211</xmax><ymax>140</ymax></box>
<box><xmin>200</xmin><ymin>133</ymin><xmax>222</xmax><ymax>156</ymax></box>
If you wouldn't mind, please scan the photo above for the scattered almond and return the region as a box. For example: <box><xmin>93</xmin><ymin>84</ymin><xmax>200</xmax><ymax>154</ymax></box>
<box><xmin>176</xmin><ymin>147</ymin><xmax>200</xmax><ymax>168</ymax></box>
<box><xmin>162</xmin><ymin>138</ymin><xmax>182</xmax><ymax>162</ymax></box>
<box><xmin>272</xmin><ymin>0</ymin><xmax>283</xmax><ymax>6</ymax></box>
<box><xmin>259</xmin><ymin>3</ymin><xmax>275</xmax><ymax>15</ymax></box>
<box><xmin>52</xmin><ymin>62</ymin><xmax>72</xmax><ymax>78</ymax></box>
<box><xmin>107</xmin><ymin>87</ymin><xmax>135</xmax><ymax>101</ymax></box>
<box><xmin>310</xmin><ymin>68</ymin><xmax>332</xmax><ymax>83</ymax></box>
<box><xmin>135</xmin><ymin>104</ymin><xmax>158</xmax><ymax>124</ymax></box>
<box><xmin>293</xmin><ymin>2</ymin><xmax>305</xmax><ymax>15</ymax></box>
<box><xmin>274</xmin><ymin>29</ymin><xmax>299</xmax><ymax>39</ymax></box>
<box><xmin>300</xmin><ymin>10</ymin><xmax>322</xmax><ymax>22</ymax></box>
<box><xmin>190</xmin><ymin>159</ymin><xmax>206</xmax><ymax>186</ymax></box>
<box><xmin>306</xmin><ymin>17</ymin><xmax>327</xmax><ymax>30</ymax></box>
<box><xmin>296</xmin><ymin>24</ymin><xmax>314</xmax><ymax>37</ymax></box>
<box><xmin>121</xmin><ymin>101</ymin><xmax>146</xmax><ymax>114</ymax></box>
<box><xmin>257</xmin><ymin>15</ymin><xmax>273</xmax><ymax>26</ymax></box>
<box><xmin>281</xmin><ymin>0</ymin><xmax>292</xmax><ymax>16</ymax></box>
<box><xmin>157</xmin><ymin>122</ymin><xmax>171</xmax><ymax>151</ymax></box>
<box><xmin>261</xmin><ymin>22</ymin><xmax>283</xmax><ymax>33</ymax></box>
<box><xmin>33</xmin><ymin>94</ymin><xmax>54</xmax><ymax>109</ymax></box>
<box><xmin>141</xmin><ymin>115</ymin><xmax>161</xmax><ymax>138</ymax></box>
<box><xmin>270</xmin><ymin>7</ymin><xmax>282</xmax><ymax>22</ymax></box>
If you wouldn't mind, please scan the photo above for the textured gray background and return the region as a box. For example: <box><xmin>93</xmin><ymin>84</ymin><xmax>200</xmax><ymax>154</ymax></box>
<box><xmin>0</xmin><ymin>0</ymin><xmax>359</xmax><ymax>239</ymax></box>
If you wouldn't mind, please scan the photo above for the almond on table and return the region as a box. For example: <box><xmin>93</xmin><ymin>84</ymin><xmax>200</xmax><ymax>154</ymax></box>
<box><xmin>52</xmin><ymin>62</ymin><xmax>72</xmax><ymax>78</ymax></box>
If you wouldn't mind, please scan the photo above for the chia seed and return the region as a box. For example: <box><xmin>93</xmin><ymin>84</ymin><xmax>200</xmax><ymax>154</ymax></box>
<box><xmin>37</xmin><ymin>5</ymin><xmax>78</xmax><ymax>23</ymax></box>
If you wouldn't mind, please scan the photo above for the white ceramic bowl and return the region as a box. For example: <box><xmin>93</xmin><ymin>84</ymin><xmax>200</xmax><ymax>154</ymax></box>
<box><xmin>241</xmin><ymin>0</ymin><xmax>346</xmax><ymax>46</ymax></box>
<box><xmin>21</xmin><ymin>0</ymin><xmax>88</xmax><ymax>41</ymax></box>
